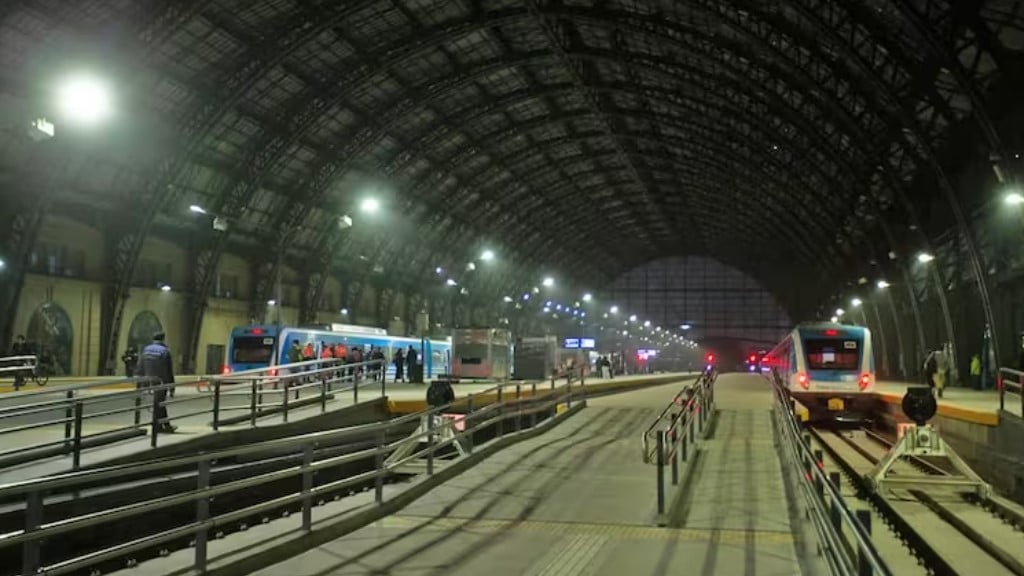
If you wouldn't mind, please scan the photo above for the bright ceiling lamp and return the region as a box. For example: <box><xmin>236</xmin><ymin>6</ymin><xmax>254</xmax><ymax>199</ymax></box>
<box><xmin>56</xmin><ymin>72</ymin><xmax>114</xmax><ymax>127</ymax></box>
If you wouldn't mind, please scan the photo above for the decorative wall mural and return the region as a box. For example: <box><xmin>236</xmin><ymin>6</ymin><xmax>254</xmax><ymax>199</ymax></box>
<box><xmin>26</xmin><ymin>302</ymin><xmax>73</xmax><ymax>377</ymax></box>
<box><xmin>127</xmin><ymin>311</ymin><xmax>164</xmax><ymax>353</ymax></box>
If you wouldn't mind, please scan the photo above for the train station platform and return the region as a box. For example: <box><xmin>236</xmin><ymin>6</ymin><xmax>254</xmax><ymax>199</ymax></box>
<box><xmin>875</xmin><ymin>381</ymin><xmax>1017</xmax><ymax>425</ymax></box>
<box><xmin>0</xmin><ymin>373</ymin><xmax>692</xmax><ymax>484</ymax></box>
<box><xmin>119</xmin><ymin>374</ymin><xmax>816</xmax><ymax>576</ymax></box>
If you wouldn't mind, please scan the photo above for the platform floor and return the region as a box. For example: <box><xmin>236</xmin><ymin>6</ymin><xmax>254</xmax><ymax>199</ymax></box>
<box><xmin>247</xmin><ymin>374</ymin><xmax>812</xmax><ymax>576</ymax></box>
<box><xmin>876</xmin><ymin>381</ymin><xmax>1020</xmax><ymax>419</ymax></box>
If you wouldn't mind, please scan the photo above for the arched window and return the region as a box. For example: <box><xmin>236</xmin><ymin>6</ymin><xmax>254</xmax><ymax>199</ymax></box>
<box><xmin>604</xmin><ymin>256</ymin><xmax>791</xmax><ymax>346</ymax></box>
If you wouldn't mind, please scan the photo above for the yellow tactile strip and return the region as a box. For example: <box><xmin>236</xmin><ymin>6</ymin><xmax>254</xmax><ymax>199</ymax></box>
<box><xmin>376</xmin><ymin>515</ymin><xmax>796</xmax><ymax>544</ymax></box>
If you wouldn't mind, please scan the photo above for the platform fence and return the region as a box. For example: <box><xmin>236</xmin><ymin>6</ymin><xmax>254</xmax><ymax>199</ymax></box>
<box><xmin>996</xmin><ymin>367</ymin><xmax>1024</xmax><ymax>415</ymax></box>
<box><xmin>0</xmin><ymin>376</ymin><xmax>585</xmax><ymax>576</ymax></box>
<box><xmin>771</xmin><ymin>377</ymin><xmax>891</xmax><ymax>576</ymax></box>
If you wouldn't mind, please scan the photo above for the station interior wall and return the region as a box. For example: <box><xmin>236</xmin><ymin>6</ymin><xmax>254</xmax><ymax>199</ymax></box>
<box><xmin>9</xmin><ymin>215</ymin><xmax>395</xmax><ymax>376</ymax></box>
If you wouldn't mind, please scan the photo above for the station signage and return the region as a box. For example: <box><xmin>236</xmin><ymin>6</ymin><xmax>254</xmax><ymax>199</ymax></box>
<box><xmin>564</xmin><ymin>338</ymin><xmax>597</xmax><ymax>349</ymax></box>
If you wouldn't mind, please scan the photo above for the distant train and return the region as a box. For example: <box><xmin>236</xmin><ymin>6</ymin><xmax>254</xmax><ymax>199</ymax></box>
<box><xmin>764</xmin><ymin>323</ymin><xmax>877</xmax><ymax>422</ymax></box>
<box><xmin>225</xmin><ymin>323</ymin><xmax>451</xmax><ymax>380</ymax></box>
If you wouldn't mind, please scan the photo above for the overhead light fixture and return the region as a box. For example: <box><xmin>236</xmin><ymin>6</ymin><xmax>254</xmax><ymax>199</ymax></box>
<box><xmin>446</xmin><ymin>278</ymin><xmax>457</xmax><ymax>286</ymax></box>
<box><xmin>643</xmin><ymin>320</ymin><xmax>651</xmax><ymax>327</ymax></box>
<box><xmin>851</xmin><ymin>297</ymin><xmax>863</xmax><ymax>307</ymax></box>
<box><xmin>542</xmin><ymin>277</ymin><xmax>555</xmax><ymax>287</ymax></box>
<box><xmin>480</xmin><ymin>249</ymin><xmax>495</xmax><ymax>261</ymax></box>
<box><xmin>466</xmin><ymin>262</ymin><xmax>476</xmax><ymax>271</ymax></box>
<box><xmin>160</xmin><ymin>284</ymin><xmax>171</xmax><ymax>292</ymax></box>
<box><xmin>267</xmin><ymin>299</ymin><xmax>277</xmax><ymax>306</ymax></box>
<box><xmin>830</xmin><ymin>315</ymin><xmax>838</xmax><ymax>323</ymax></box>
<box><xmin>1004</xmin><ymin>190</ymin><xmax>1024</xmax><ymax>206</ymax></box>
<box><xmin>340</xmin><ymin>308</ymin><xmax>349</xmax><ymax>315</ymax></box>
<box><xmin>360</xmin><ymin>197</ymin><xmax>380</xmax><ymax>214</ymax></box>
<box><xmin>917</xmin><ymin>252</ymin><xmax>935</xmax><ymax>263</ymax></box>
<box><xmin>582</xmin><ymin>293</ymin><xmax>592</xmax><ymax>302</ymax></box>
<box><xmin>503</xmin><ymin>296</ymin><xmax>513</xmax><ymax>303</ymax></box>
<box><xmin>629</xmin><ymin>315</ymin><xmax>637</xmax><ymax>322</ymax></box>
<box><xmin>189</xmin><ymin>204</ymin><xmax>207</xmax><ymax>214</ymax></box>
<box><xmin>610</xmin><ymin>305</ymin><xmax>619</xmax><ymax>314</ymax></box>
<box><xmin>877</xmin><ymin>280</ymin><xmax>890</xmax><ymax>289</ymax></box>
<box><xmin>435</xmin><ymin>266</ymin><xmax>444</xmax><ymax>275</ymax></box>
<box><xmin>835</xmin><ymin>308</ymin><xmax>845</xmax><ymax>317</ymax></box>
<box><xmin>56</xmin><ymin>72</ymin><xmax>114</xmax><ymax>127</ymax></box>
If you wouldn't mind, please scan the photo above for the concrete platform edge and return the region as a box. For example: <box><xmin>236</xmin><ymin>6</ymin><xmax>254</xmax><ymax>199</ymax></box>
<box><xmin>876</xmin><ymin>392</ymin><xmax>999</xmax><ymax>426</ymax></box>
<box><xmin>388</xmin><ymin>374</ymin><xmax>693</xmax><ymax>413</ymax></box>
<box><xmin>194</xmin><ymin>402</ymin><xmax>588</xmax><ymax>576</ymax></box>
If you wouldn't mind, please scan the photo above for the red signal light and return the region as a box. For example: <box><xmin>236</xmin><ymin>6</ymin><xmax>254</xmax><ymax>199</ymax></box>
<box><xmin>251</xmin><ymin>328</ymin><xmax>263</xmax><ymax>335</ymax></box>
<box><xmin>706</xmin><ymin>353</ymin><xmax>715</xmax><ymax>363</ymax></box>
<box><xmin>797</xmin><ymin>372</ymin><xmax>810</xmax><ymax>389</ymax></box>
<box><xmin>823</xmin><ymin>329</ymin><xmax>839</xmax><ymax>336</ymax></box>
<box><xmin>221</xmin><ymin>365</ymin><xmax>231</xmax><ymax>374</ymax></box>
<box><xmin>749</xmin><ymin>354</ymin><xmax>756</xmax><ymax>363</ymax></box>
<box><xmin>859</xmin><ymin>373</ymin><xmax>871</xmax><ymax>390</ymax></box>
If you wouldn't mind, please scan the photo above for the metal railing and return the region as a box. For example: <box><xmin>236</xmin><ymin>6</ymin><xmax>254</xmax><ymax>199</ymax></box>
<box><xmin>996</xmin><ymin>367</ymin><xmax>1024</xmax><ymax>414</ymax></box>
<box><xmin>644</xmin><ymin>369</ymin><xmax>716</xmax><ymax>518</ymax></box>
<box><xmin>0</xmin><ymin>357</ymin><xmax>385</xmax><ymax>471</ymax></box>
<box><xmin>770</xmin><ymin>378</ymin><xmax>891</xmax><ymax>576</ymax></box>
<box><xmin>0</xmin><ymin>376</ymin><xmax>585</xmax><ymax>576</ymax></box>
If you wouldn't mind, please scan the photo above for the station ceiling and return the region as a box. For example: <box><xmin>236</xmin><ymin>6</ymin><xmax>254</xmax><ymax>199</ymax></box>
<box><xmin>2</xmin><ymin>1</ymin><xmax>1022</xmax><ymax>318</ymax></box>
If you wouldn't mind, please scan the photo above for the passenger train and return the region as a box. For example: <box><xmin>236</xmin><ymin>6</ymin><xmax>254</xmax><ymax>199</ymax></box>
<box><xmin>764</xmin><ymin>323</ymin><xmax>878</xmax><ymax>422</ymax></box>
<box><xmin>226</xmin><ymin>323</ymin><xmax>451</xmax><ymax>380</ymax></box>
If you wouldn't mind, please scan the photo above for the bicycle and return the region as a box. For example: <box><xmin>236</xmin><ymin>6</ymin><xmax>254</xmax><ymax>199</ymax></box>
<box><xmin>29</xmin><ymin>363</ymin><xmax>49</xmax><ymax>386</ymax></box>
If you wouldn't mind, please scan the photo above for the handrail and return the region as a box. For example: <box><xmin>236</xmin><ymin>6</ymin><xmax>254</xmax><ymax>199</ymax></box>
<box><xmin>996</xmin><ymin>367</ymin><xmax>1023</xmax><ymax>414</ymax></box>
<box><xmin>0</xmin><ymin>374</ymin><xmax>586</xmax><ymax>576</ymax></box>
<box><xmin>646</xmin><ymin>369</ymin><xmax>716</xmax><ymax>519</ymax></box>
<box><xmin>0</xmin><ymin>357</ymin><xmax>388</xmax><ymax>471</ymax></box>
<box><xmin>641</xmin><ymin>371</ymin><xmax>708</xmax><ymax>464</ymax></box>
<box><xmin>769</xmin><ymin>375</ymin><xmax>891</xmax><ymax>576</ymax></box>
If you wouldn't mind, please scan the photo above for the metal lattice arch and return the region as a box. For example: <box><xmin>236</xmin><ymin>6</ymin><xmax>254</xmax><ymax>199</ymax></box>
<box><xmin>603</xmin><ymin>257</ymin><xmax>792</xmax><ymax>347</ymax></box>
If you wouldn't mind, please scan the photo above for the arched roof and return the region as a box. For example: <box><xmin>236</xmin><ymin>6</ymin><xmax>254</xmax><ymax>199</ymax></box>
<box><xmin>1</xmin><ymin>0</ymin><xmax>1022</xmax><ymax>324</ymax></box>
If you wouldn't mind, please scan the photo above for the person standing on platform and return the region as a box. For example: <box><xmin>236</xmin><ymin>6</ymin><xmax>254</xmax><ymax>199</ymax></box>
<box><xmin>10</xmin><ymin>335</ymin><xmax>29</xmax><ymax>391</ymax></box>
<box><xmin>393</xmin><ymin>347</ymin><xmax>405</xmax><ymax>383</ymax></box>
<box><xmin>970</xmin><ymin>354</ymin><xmax>982</xmax><ymax>390</ymax></box>
<box><xmin>372</xmin><ymin>347</ymin><xmax>386</xmax><ymax>382</ymax></box>
<box><xmin>138</xmin><ymin>332</ymin><xmax>176</xmax><ymax>434</ymax></box>
<box><xmin>122</xmin><ymin>346</ymin><xmax>139</xmax><ymax>378</ymax></box>
<box><xmin>406</xmin><ymin>345</ymin><xmax>419</xmax><ymax>383</ymax></box>
<box><xmin>287</xmin><ymin>340</ymin><xmax>302</xmax><ymax>365</ymax></box>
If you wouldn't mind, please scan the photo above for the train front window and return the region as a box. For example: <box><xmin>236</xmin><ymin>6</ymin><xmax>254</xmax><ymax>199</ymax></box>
<box><xmin>804</xmin><ymin>339</ymin><xmax>859</xmax><ymax>370</ymax></box>
<box><xmin>232</xmin><ymin>337</ymin><xmax>275</xmax><ymax>364</ymax></box>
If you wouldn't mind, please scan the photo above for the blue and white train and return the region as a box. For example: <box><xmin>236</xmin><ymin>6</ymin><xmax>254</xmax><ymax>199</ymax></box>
<box><xmin>765</xmin><ymin>323</ymin><xmax>878</xmax><ymax>421</ymax></box>
<box><xmin>225</xmin><ymin>323</ymin><xmax>451</xmax><ymax>380</ymax></box>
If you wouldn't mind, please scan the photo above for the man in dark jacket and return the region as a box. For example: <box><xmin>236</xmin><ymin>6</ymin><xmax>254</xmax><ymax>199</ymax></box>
<box><xmin>10</xmin><ymin>335</ymin><xmax>30</xmax><ymax>391</ymax></box>
<box><xmin>138</xmin><ymin>332</ymin><xmax>176</xmax><ymax>433</ymax></box>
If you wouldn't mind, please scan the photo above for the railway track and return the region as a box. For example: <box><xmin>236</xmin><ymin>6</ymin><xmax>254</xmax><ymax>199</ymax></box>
<box><xmin>809</xmin><ymin>425</ymin><xmax>1024</xmax><ymax>576</ymax></box>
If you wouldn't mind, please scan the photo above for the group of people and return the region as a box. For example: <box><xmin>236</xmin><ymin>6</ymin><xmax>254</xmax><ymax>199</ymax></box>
<box><xmin>285</xmin><ymin>340</ymin><xmax>421</xmax><ymax>383</ymax></box>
